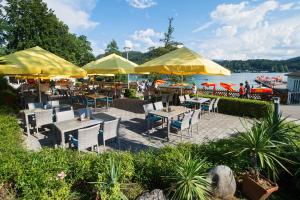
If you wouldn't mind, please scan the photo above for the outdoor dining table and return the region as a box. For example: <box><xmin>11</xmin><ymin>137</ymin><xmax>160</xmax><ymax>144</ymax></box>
<box><xmin>53</xmin><ymin>118</ymin><xmax>103</xmax><ymax>149</ymax></box>
<box><xmin>185</xmin><ymin>97</ymin><xmax>210</xmax><ymax>109</ymax></box>
<box><xmin>21</xmin><ymin>104</ymin><xmax>72</xmax><ymax>135</ymax></box>
<box><xmin>149</xmin><ymin>106</ymin><xmax>191</xmax><ymax>141</ymax></box>
<box><xmin>86</xmin><ymin>94</ymin><xmax>109</xmax><ymax>110</ymax></box>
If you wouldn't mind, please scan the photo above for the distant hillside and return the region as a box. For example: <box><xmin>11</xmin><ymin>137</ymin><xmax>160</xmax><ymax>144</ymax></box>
<box><xmin>97</xmin><ymin>50</ymin><xmax>300</xmax><ymax>73</ymax></box>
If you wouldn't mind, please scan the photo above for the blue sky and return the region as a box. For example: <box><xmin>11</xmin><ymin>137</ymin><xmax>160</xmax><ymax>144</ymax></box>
<box><xmin>42</xmin><ymin>0</ymin><xmax>300</xmax><ymax>60</ymax></box>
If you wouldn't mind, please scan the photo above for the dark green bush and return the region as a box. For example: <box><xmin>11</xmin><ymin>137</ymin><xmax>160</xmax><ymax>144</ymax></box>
<box><xmin>124</xmin><ymin>89</ymin><xmax>137</xmax><ymax>98</ymax></box>
<box><xmin>191</xmin><ymin>94</ymin><xmax>274</xmax><ymax>118</ymax></box>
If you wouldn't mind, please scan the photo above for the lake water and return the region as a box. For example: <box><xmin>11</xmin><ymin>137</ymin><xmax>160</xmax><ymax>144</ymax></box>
<box><xmin>132</xmin><ymin>73</ymin><xmax>287</xmax><ymax>90</ymax></box>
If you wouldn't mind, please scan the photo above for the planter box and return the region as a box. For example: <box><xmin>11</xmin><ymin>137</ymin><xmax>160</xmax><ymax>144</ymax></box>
<box><xmin>242</xmin><ymin>174</ymin><xmax>278</xmax><ymax>200</ymax></box>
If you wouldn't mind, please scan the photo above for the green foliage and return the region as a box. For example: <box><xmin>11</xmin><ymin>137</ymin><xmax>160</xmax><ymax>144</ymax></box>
<box><xmin>230</xmin><ymin>119</ymin><xmax>296</xmax><ymax>181</ymax></box>
<box><xmin>0</xmin><ymin>77</ymin><xmax>19</xmax><ymax>110</ymax></box>
<box><xmin>160</xmin><ymin>17</ymin><xmax>181</xmax><ymax>48</ymax></box>
<box><xmin>217</xmin><ymin>58</ymin><xmax>299</xmax><ymax>73</ymax></box>
<box><xmin>124</xmin><ymin>89</ymin><xmax>137</xmax><ymax>98</ymax></box>
<box><xmin>105</xmin><ymin>39</ymin><xmax>121</xmax><ymax>56</ymax></box>
<box><xmin>193</xmin><ymin>94</ymin><xmax>274</xmax><ymax>118</ymax></box>
<box><xmin>2</xmin><ymin>0</ymin><xmax>95</xmax><ymax>66</ymax></box>
<box><xmin>164</xmin><ymin>154</ymin><xmax>211</xmax><ymax>200</ymax></box>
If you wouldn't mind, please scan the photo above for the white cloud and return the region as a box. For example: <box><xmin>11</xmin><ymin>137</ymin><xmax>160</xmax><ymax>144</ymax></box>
<box><xmin>216</xmin><ymin>25</ymin><xmax>237</xmax><ymax>37</ymax></box>
<box><xmin>43</xmin><ymin>0</ymin><xmax>99</xmax><ymax>32</ymax></box>
<box><xmin>124</xmin><ymin>40</ymin><xmax>141</xmax><ymax>50</ymax></box>
<box><xmin>191</xmin><ymin>1</ymin><xmax>300</xmax><ymax>60</ymax></box>
<box><xmin>130</xmin><ymin>28</ymin><xmax>162</xmax><ymax>51</ymax></box>
<box><xmin>127</xmin><ymin>0</ymin><xmax>156</xmax><ymax>9</ymax></box>
<box><xmin>210</xmin><ymin>0</ymin><xmax>278</xmax><ymax>29</ymax></box>
<box><xmin>193</xmin><ymin>21</ymin><xmax>214</xmax><ymax>33</ymax></box>
<box><xmin>279</xmin><ymin>2</ymin><xmax>294</xmax><ymax>11</ymax></box>
<box><xmin>90</xmin><ymin>40</ymin><xmax>105</xmax><ymax>56</ymax></box>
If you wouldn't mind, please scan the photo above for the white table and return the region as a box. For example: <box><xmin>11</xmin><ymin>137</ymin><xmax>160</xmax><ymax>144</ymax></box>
<box><xmin>53</xmin><ymin>118</ymin><xmax>103</xmax><ymax>149</ymax></box>
<box><xmin>185</xmin><ymin>97</ymin><xmax>210</xmax><ymax>109</ymax></box>
<box><xmin>149</xmin><ymin>106</ymin><xmax>191</xmax><ymax>140</ymax></box>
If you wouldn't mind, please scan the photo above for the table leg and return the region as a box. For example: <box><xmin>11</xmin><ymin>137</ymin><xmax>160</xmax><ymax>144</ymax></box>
<box><xmin>25</xmin><ymin>114</ymin><xmax>30</xmax><ymax>135</ymax></box>
<box><xmin>106</xmin><ymin>97</ymin><xmax>109</xmax><ymax>109</ymax></box>
<box><xmin>94</xmin><ymin>99</ymin><xmax>97</xmax><ymax>111</ymax></box>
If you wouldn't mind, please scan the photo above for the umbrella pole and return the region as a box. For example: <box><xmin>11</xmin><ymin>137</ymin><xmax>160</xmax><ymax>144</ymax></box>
<box><xmin>38</xmin><ymin>78</ymin><xmax>41</xmax><ymax>102</ymax></box>
<box><xmin>181</xmin><ymin>75</ymin><xmax>183</xmax><ymax>95</ymax></box>
<box><xmin>127</xmin><ymin>74</ymin><xmax>130</xmax><ymax>89</ymax></box>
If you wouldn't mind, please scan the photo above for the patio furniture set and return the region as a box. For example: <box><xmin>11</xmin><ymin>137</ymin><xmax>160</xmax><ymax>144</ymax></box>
<box><xmin>21</xmin><ymin>100</ymin><xmax>120</xmax><ymax>152</ymax></box>
<box><xmin>143</xmin><ymin>95</ymin><xmax>220</xmax><ymax>141</ymax></box>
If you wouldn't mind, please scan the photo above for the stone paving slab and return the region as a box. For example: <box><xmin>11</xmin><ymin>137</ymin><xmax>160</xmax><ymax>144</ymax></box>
<box><xmin>25</xmin><ymin>103</ymin><xmax>249</xmax><ymax>152</ymax></box>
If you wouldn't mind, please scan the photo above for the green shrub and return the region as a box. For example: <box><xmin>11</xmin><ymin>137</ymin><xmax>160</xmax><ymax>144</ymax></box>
<box><xmin>124</xmin><ymin>89</ymin><xmax>137</xmax><ymax>98</ymax></box>
<box><xmin>191</xmin><ymin>94</ymin><xmax>274</xmax><ymax>118</ymax></box>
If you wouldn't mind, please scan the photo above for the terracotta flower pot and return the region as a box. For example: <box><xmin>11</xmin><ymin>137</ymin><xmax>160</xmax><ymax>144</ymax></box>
<box><xmin>242</xmin><ymin>174</ymin><xmax>278</xmax><ymax>200</ymax></box>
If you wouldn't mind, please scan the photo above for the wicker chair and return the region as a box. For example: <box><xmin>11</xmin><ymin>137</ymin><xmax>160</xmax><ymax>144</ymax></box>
<box><xmin>99</xmin><ymin>118</ymin><xmax>120</xmax><ymax>149</ymax></box>
<box><xmin>153</xmin><ymin>101</ymin><xmax>164</xmax><ymax>110</ymax></box>
<box><xmin>171</xmin><ymin>112</ymin><xmax>193</xmax><ymax>141</ymax></box>
<box><xmin>69</xmin><ymin>124</ymin><xmax>101</xmax><ymax>152</ymax></box>
<box><xmin>34</xmin><ymin>109</ymin><xmax>53</xmax><ymax>134</ymax></box>
<box><xmin>28</xmin><ymin>102</ymin><xmax>44</xmax><ymax>110</ymax></box>
<box><xmin>55</xmin><ymin>110</ymin><xmax>75</xmax><ymax>122</ymax></box>
<box><xmin>213</xmin><ymin>98</ymin><xmax>220</xmax><ymax>113</ymax></box>
<box><xmin>201</xmin><ymin>99</ymin><xmax>215</xmax><ymax>114</ymax></box>
<box><xmin>189</xmin><ymin>109</ymin><xmax>201</xmax><ymax>137</ymax></box>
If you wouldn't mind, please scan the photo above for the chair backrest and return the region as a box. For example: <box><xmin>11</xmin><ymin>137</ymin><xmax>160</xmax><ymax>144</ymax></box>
<box><xmin>76</xmin><ymin>108</ymin><xmax>92</xmax><ymax>119</ymax></box>
<box><xmin>179</xmin><ymin>96</ymin><xmax>185</xmax><ymax>104</ymax></box>
<box><xmin>143</xmin><ymin>103</ymin><xmax>154</xmax><ymax>117</ymax></box>
<box><xmin>35</xmin><ymin>109</ymin><xmax>53</xmax><ymax>127</ymax></box>
<box><xmin>103</xmin><ymin>118</ymin><xmax>120</xmax><ymax>141</ymax></box>
<box><xmin>190</xmin><ymin>109</ymin><xmax>201</xmax><ymax>125</ymax></box>
<box><xmin>162</xmin><ymin>94</ymin><xmax>169</xmax><ymax>103</ymax></box>
<box><xmin>28</xmin><ymin>102</ymin><xmax>44</xmax><ymax>110</ymax></box>
<box><xmin>184</xmin><ymin>94</ymin><xmax>191</xmax><ymax>100</ymax></box>
<box><xmin>154</xmin><ymin>101</ymin><xmax>164</xmax><ymax>110</ymax></box>
<box><xmin>209</xmin><ymin>99</ymin><xmax>215</xmax><ymax>110</ymax></box>
<box><xmin>55</xmin><ymin>110</ymin><xmax>75</xmax><ymax>122</ymax></box>
<box><xmin>78</xmin><ymin>124</ymin><xmax>101</xmax><ymax>151</ymax></box>
<box><xmin>214</xmin><ymin>98</ymin><xmax>220</xmax><ymax>108</ymax></box>
<box><xmin>181</xmin><ymin>112</ymin><xmax>193</xmax><ymax>130</ymax></box>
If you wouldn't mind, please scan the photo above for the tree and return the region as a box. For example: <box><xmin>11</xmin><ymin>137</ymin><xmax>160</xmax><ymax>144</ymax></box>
<box><xmin>160</xmin><ymin>17</ymin><xmax>181</xmax><ymax>48</ymax></box>
<box><xmin>105</xmin><ymin>39</ymin><xmax>121</xmax><ymax>56</ymax></box>
<box><xmin>0</xmin><ymin>3</ymin><xmax>6</xmax><ymax>55</ymax></box>
<box><xmin>2</xmin><ymin>0</ymin><xmax>94</xmax><ymax>66</ymax></box>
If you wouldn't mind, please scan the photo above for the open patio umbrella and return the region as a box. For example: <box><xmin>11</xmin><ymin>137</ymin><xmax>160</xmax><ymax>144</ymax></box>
<box><xmin>135</xmin><ymin>47</ymin><xmax>230</xmax><ymax>94</ymax></box>
<box><xmin>0</xmin><ymin>46</ymin><xmax>86</xmax><ymax>101</ymax></box>
<box><xmin>220</xmin><ymin>82</ymin><xmax>236</xmax><ymax>91</ymax></box>
<box><xmin>201</xmin><ymin>82</ymin><xmax>216</xmax><ymax>90</ymax></box>
<box><xmin>83</xmin><ymin>53</ymin><xmax>139</xmax><ymax>88</ymax></box>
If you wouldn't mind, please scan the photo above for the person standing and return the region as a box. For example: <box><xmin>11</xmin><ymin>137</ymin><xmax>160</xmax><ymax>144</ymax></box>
<box><xmin>245</xmin><ymin>81</ymin><xmax>251</xmax><ymax>98</ymax></box>
<box><xmin>192</xmin><ymin>83</ymin><xmax>197</xmax><ymax>94</ymax></box>
<box><xmin>239</xmin><ymin>83</ymin><xmax>245</xmax><ymax>98</ymax></box>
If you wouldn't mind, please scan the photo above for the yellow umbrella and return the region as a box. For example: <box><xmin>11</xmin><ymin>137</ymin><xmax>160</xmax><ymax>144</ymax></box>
<box><xmin>83</xmin><ymin>53</ymin><xmax>140</xmax><ymax>88</ymax></box>
<box><xmin>0</xmin><ymin>46</ymin><xmax>86</xmax><ymax>77</ymax></box>
<box><xmin>135</xmin><ymin>47</ymin><xmax>230</xmax><ymax>75</ymax></box>
<box><xmin>83</xmin><ymin>53</ymin><xmax>138</xmax><ymax>74</ymax></box>
<box><xmin>0</xmin><ymin>46</ymin><xmax>86</xmax><ymax>101</ymax></box>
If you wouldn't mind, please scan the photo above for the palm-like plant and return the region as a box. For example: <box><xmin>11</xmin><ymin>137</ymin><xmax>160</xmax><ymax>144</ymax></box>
<box><xmin>232</xmin><ymin>120</ymin><xmax>295</xmax><ymax>181</ymax></box>
<box><xmin>256</xmin><ymin>112</ymin><xmax>299</xmax><ymax>146</ymax></box>
<box><xmin>164</xmin><ymin>154</ymin><xmax>210</xmax><ymax>200</ymax></box>
<box><xmin>96</xmin><ymin>157</ymin><xmax>128</xmax><ymax>200</ymax></box>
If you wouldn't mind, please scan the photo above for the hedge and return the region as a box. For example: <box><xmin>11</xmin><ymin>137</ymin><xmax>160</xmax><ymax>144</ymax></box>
<box><xmin>191</xmin><ymin>94</ymin><xmax>274</xmax><ymax>118</ymax></box>
<box><xmin>0</xmin><ymin>107</ymin><xmax>298</xmax><ymax>199</ymax></box>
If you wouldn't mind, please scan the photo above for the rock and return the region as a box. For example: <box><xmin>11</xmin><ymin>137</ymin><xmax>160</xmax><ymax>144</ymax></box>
<box><xmin>207</xmin><ymin>165</ymin><xmax>236</xmax><ymax>199</ymax></box>
<box><xmin>136</xmin><ymin>189</ymin><xmax>166</xmax><ymax>200</ymax></box>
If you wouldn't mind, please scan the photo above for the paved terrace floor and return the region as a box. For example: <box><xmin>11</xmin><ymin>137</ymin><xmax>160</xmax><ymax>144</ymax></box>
<box><xmin>25</xmin><ymin>99</ymin><xmax>249</xmax><ymax>152</ymax></box>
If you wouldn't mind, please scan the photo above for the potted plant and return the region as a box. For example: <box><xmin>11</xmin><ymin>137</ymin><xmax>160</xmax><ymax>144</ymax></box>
<box><xmin>230</xmin><ymin>118</ymin><xmax>295</xmax><ymax>200</ymax></box>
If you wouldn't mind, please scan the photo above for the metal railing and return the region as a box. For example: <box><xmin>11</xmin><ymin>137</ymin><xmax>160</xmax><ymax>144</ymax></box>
<box><xmin>287</xmin><ymin>92</ymin><xmax>300</xmax><ymax>104</ymax></box>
